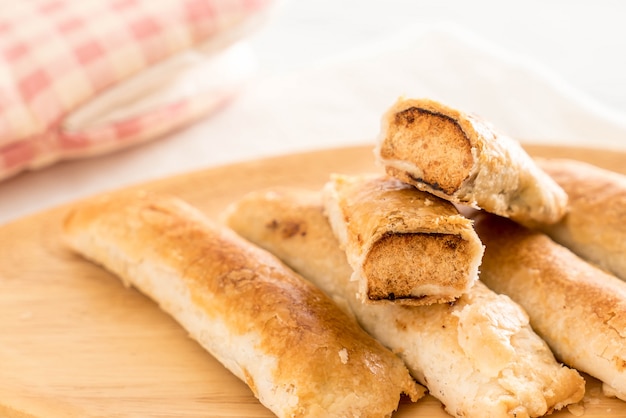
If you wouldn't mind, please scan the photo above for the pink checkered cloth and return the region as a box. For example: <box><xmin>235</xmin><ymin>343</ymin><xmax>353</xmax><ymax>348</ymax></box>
<box><xmin>0</xmin><ymin>0</ymin><xmax>273</xmax><ymax>180</ymax></box>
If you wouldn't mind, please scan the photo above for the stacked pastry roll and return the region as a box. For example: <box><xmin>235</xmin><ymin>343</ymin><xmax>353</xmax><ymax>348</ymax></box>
<box><xmin>374</xmin><ymin>97</ymin><xmax>568</xmax><ymax>225</ymax></box>
<box><xmin>322</xmin><ymin>173</ymin><xmax>484</xmax><ymax>306</ymax></box>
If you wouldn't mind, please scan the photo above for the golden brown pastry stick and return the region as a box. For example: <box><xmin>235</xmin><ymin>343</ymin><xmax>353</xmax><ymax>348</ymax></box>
<box><xmin>535</xmin><ymin>158</ymin><xmax>626</xmax><ymax>281</ymax></box>
<box><xmin>375</xmin><ymin>97</ymin><xmax>568</xmax><ymax>225</ymax></box>
<box><xmin>224</xmin><ymin>188</ymin><xmax>585</xmax><ymax>418</ymax></box>
<box><xmin>62</xmin><ymin>191</ymin><xmax>423</xmax><ymax>418</ymax></box>
<box><xmin>470</xmin><ymin>210</ymin><xmax>626</xmax><ymax>400</ymax></box>
<box><xmin>322</xmin><ymin>173</ymin><xmax>483</xmax><ymax>305</ymax></box>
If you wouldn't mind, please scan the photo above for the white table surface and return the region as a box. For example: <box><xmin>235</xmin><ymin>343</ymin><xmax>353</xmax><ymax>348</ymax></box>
<box><xmin>2</xmin><ymin>0</ymin><xmax>626</xmax><ymax>225</ymax></box>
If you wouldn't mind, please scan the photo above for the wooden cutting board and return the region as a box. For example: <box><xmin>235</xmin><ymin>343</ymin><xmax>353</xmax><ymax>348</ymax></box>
<box><xmin>1</xmin><ymin>144</ymin><xmax>625</xmax><ymax>418</ymax></box>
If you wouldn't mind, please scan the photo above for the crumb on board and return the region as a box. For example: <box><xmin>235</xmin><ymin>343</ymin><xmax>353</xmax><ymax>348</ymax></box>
<box><xmin>566</xmin><ymin>403</ymin><xmax>584</xmax><ymax>416</ymax></box>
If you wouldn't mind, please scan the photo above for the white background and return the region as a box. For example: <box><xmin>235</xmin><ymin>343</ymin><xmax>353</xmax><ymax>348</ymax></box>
<box><xmin>252</xmin><ymin>0</ymin><xmax>626</xmax><ymax>111</ymax></box>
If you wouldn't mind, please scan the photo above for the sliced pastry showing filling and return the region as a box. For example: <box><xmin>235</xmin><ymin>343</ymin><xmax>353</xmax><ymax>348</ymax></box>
<box><xmin>374</xmin><ymin>97</ymin><xmax>568</xmax><ymax>226</ymax></box>
<box><xmin>536</xmin><ymin>157</ymin><xmax>626</xmax><ymax>282</ymax></box>
<box><xmin>62</xmin><ymin>191</ymin><xmax>424</xmax><ymax>418</ymax></box>
<box><xmin>322</xmin><ymin>173</ymin><xmax>483</xmax><ymax>305</ymax></box>
<box><xmin>223</xmin><ymin>187</ymin><xmax>585</xmax><ymax>418</ymax></box>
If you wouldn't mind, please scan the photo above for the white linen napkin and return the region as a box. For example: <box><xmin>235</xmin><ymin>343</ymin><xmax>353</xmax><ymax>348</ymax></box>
<box><xmin>214</xmin><ymin>23</ymin><xmax>626</xmax><ymax>157</ymax></box>
<box><xmin>2</xmin><ymin>24</ymin><xmax>625</xmax><ymax>225</ymax></box>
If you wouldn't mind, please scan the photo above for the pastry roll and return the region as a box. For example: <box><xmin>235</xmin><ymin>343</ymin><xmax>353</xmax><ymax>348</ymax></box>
<box><xmin>374</xmin><ymin>97</ymin><xmax>568</xmax><ymax>225</ymax></box>
<box><xmin>62</xmin><ymin>191</ymin><xmax>423</xmax><ymax>418</ymax></box>
<box><xmin>536</xmin><ymin>158</ymin><xmax>626</xmax><ymax>281</ymax></box>
<box><xmin>322</xmin><ymin>173</ymin><xmax>483</xmax><ymax>305</ymax></box>
<box><xmin>470</xmin><ymin>210</ymin><xmax>626</xmax><ymax>401</ymax></box>
<box><xmin>224</xmin><ymin>188</ymin><xmax>585</xmax><ymax>418</ymax></box>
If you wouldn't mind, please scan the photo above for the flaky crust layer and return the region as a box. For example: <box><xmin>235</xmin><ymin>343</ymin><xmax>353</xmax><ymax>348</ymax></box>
<box><xmin>375</xmin><ymin>98</ymin><xmax>568</xmax><ymax>225</ymax></box>
<box><xmin>224</xmin><ymin>187</ymin><xmax>585</xmax><ymax>418</ymax></box>
<box><xmin>322</xmin><ymin>173</ymin><xmax>483</xmax><ymax>305</ymax></box>
<box><xmin>536</xmin><ymin>158</ymin><xmax>626</xmax><ymax>282</ymax></box>
<box><xmin>471</xmin><ymin>211</ymin><xmax>626</xmax><ymax>400</ymax></box>
<box><xmin>62</xmin><ymin>191</ymin><xmax>423</xmax><ymax>418</ymax></box>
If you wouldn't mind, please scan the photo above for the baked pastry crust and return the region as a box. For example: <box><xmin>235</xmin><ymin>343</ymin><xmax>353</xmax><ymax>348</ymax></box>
<box><xmin>224</xmin><ymin>187</ymin><xmax>585</xmax><ymax>418</ymax></box>
<box><xmin>536</xmin><ymin>158</ymin><xmax>626</xmax><ymax>282</ymax></box>
<box><xmin>322</xmin><ymin>173</ymin><xmax>483</xmax><ymax>305</ymax></box>
<box><xmin>471</xmin><ymin>210</ymin><xmax>626</xmax><ymax>401</ymax></box>
<box><xmin>374</xmin><ymin>97</ymin><xmax>568</xmax><ymax>225</ymax></box>
<box><xmin>62</xmin><ymin>191</ymin><xmax>423</xmax><ymax>418</ymax></box>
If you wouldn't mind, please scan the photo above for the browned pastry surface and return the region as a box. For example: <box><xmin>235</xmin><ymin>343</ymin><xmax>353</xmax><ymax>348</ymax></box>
<box><xmin>536</xmin><ymin>158</ymin><xmax>626</xmax><ymax>282</ymax></box>
<box><xmin>471</xmin><ymin>210</ymin><xmax>626</xmax><ymax>401</ymax></box>
<box><xmin>62</xmin><ymin>191</ymin><xmax>423</xmax><ymax>418</ymax></box>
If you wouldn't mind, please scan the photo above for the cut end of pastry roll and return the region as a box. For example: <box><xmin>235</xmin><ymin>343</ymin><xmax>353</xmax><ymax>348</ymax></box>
<box><xmin>380</xmin><ymin>105</ymin><xmax>474</xmax><ymax>195</ymax></box>
<box><xmin>375</xmin><ymin>97</ymin><xmax>568</xmax><ymax>225</ymax></box>
<box><xmin>322</xmin><ymin>173</ymin><xmax>484</xmax><ymax>305</ymax></box>
<box><xmin>62</xmin><ymin>190</ymin><xmax>424</xmax><ymax>418</ymax></box>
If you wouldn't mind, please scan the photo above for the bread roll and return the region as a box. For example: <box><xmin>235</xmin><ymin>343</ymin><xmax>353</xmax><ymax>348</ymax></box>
<box><xmin>224</xmin><ymin>187</ymin><xmax>585</xmax><ymax>418</ymax></box>
<box><xmin>470</xmin><ymin>210</ymin><xmax>626</xmax><ymax>401</ymax></box>
<box><xmin>322</xmin><ymin>173</ymin><xmax>483</xmax><ymax>305</ymax></box>
<box><xmin>536</xmin><ymin>158</ymin><xmax>626</xmax><ymax>281</ymax></box>
<box><xmin>374</xmin><ymin>97</ymin><xmax>567</xmax><ymax>225</ymax></box>
<box><xmin>62</xmin><ymin>191</ymin><xmax>423</xmax><ymax>418</ymax></box>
